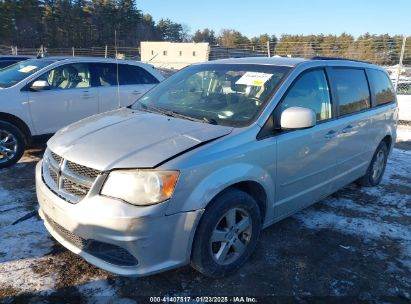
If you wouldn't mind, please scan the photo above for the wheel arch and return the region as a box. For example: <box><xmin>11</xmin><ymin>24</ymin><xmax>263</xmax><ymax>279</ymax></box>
<box><xmin>228</xmin><ymin>181</ymin><xmax>267</xmax><ymax>223</ymax></box>
<box><xmin>382</xmin><ymin>134</ymin><xmax>392</xmax><ymax>150</ymax></box>
<box><xmin>0</xmin><ymin>112</ymin><xmax>32</xmax><ymax>144</ymax></box>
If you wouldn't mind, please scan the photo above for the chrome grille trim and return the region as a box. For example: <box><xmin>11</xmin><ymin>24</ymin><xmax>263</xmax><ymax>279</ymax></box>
<box><xmin>67</xmin><ymin>160</ymin><xmax>100</xmax><ymax>180</ymax></box>
<box><xmin>42</xmin><ymin>149</ymin><xmax>101</xmax><ymax>204</ymax></box>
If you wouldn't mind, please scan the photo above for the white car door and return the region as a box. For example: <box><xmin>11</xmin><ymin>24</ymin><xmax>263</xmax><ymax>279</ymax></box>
<box><xmin>27</xmin><ymin>63</ymin><xmax>99</xmax><ymax>134</ymax></box>
<box><xmin>92</xmin><ymin>62</ymin><xmax>159</xmax><ymax>112</ymax></box>
<box><xmin>117</xmin><ymin>64</ymin><xmax>159</xmax><ymax>106</ymax></box>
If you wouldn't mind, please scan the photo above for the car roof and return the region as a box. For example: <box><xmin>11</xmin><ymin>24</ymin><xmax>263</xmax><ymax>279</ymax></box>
<box><xmin>0</xmin><ymin>55</ymin><xmax>34</xmax><ymax>60</ymax></box>
<box><xmin>200</xmin><ymin>56</ymin><xmax>381</xmax><ymax>70</ymax></box>
<box><xmin>202</xmin><ymin>56</ymin><xmax>307</xmax><ymax>67</ymax></box>
<box><xmin>35</xmin><ymin>56</ymin><xmax>149</xmax><ymax>65</ymax></box>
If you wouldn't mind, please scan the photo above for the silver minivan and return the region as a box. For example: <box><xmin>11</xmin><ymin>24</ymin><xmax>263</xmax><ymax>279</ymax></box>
<box><xmin>36</xmin><ymin>57</ymin><xmax>398</xmax><ymax>277</ymax></box>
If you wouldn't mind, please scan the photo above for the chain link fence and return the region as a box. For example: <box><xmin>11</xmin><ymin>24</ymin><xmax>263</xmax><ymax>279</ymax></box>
<box><xmin>3</xmin><ymin>45</ymin><xmax>140</xmax><ymax>59</ymax></box>
<box><xmin>1</xmin><ymin>38</ymin><xmax>410</xmax><ymax>122</ymax></box>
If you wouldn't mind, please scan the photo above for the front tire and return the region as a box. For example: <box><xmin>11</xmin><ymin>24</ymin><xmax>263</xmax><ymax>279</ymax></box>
<box><xmin>191</xmin><ymin>188</ymin><xmax>262</xmax><ymax>278</ymax></box>
<box><xmin>0</xmin><ymin>121</ymin><xmax>26</xmax><ymax>168</ymax></box>
<box><xmin>357</xmin><ymin>141</ymin><xmax>388</xmax><ymax>187</ymax></box>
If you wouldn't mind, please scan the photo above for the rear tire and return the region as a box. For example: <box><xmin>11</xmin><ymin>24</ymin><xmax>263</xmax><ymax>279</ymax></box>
<box><xmin>0</xmin><ymin>121</ymin><xmax>26</xmax><ymax>168</ymax></box>
<box><xmin>357</xmin><ymin>141</ymin><xmax>388</xmax><ymax>187</ymax></box>
<box><xmin>191</xmin><ymin>188</ymin><xmax>262</xmax><ymax>278</ymax></box>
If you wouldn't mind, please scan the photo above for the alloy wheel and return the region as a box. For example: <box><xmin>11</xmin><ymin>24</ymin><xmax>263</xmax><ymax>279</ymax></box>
<box><xmin>371</xmin><ymin>149</ymin><xmax>385</xmax><ymax>181</ymax></box>
<box><xmin>0</xmin><ymin>129</ymin><xmax>18</xmax><ymax>164</ymax></box>
<box><xmin>210</xmin><ymin>207</ymin><xmax>252</xmax><ymax>265</ymax></box>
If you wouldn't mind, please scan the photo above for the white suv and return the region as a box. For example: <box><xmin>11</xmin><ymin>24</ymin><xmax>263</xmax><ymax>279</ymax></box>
<box><xmin>0</xmin><ymin>57</ymin><xmax>164</xmax><ymax>167</ymax></box>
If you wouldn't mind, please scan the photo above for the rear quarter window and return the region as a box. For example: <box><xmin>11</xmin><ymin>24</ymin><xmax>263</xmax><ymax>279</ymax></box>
<box><xmin>329</xmin><ymin>68</ymin><xmax>370</xmax><ymax>116</ymax></box>
<box><xmin>368</xmin><ymin>69</ymin><xmax>396</xmax><ymax>105</ymax></box>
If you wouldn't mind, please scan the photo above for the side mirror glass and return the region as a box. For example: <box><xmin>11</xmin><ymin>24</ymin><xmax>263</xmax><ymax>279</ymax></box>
<box><xmin>30</xmin><ymin>80</ymin><xmax>50</xmax><ymax>91</ymax></box>
<box><xmin>280</xmin><ymin>106</ymin><xmax>316</xmax><ymax>130</ymax></box>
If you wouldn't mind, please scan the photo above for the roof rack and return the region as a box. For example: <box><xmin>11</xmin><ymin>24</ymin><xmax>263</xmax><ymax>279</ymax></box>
<box><xmin>310</xmin><ymin>56</ymin><xmax>371</xmax><ymax>64</ymax></box>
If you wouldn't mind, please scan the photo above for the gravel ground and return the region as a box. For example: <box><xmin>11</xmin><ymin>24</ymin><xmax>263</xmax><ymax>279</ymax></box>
<box><xmin>0</xmin><ymin>126</ymin><xmax>411</xmax><ymax>303</ymax></box>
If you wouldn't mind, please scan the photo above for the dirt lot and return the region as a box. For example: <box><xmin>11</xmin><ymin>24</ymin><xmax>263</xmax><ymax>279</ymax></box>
<box><xmin>1</xmin><ymin>126</ymin><xmax>411</xmax><ymax>303</ymax></box>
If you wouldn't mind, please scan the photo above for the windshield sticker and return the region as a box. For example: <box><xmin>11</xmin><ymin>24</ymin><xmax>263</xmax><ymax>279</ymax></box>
<box><xmin>18</xmin><ymin>66</ymin><xmax>38</xmax><ymax>73</ymax></box>
<box><xmin>235</xmin><ymin>72</ymin><xmax>273</xmax><ymax>86</ymax></box>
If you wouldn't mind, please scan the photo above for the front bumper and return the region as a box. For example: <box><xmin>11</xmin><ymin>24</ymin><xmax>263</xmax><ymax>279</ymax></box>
<box><xmin>36</xmin><ymin>161</ymin><xmax>203</xmax><ymax>276</ymax></box>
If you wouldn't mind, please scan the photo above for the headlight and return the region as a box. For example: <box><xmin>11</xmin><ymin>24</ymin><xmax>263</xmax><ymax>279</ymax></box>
<box><xmin>101</xmin><ymin>170</ymin><xmax>179</xmax><ymax>206</ymax></box>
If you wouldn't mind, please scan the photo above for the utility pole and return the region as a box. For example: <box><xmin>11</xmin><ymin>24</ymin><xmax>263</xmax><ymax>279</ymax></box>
<box><xmin>267</xmin><ymin>41</ymin><xmax>271</xmax><ymax>57</ymax></box>
<box><xmin>395</xmin><ymin>36</ymin><xmax>407</xmax><ymax>91</ymax></box>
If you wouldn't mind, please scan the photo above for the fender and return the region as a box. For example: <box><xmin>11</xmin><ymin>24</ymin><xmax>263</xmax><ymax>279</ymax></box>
<box><xmin>166</xmin><ymin>162</ymin><xmax>275</xmax><ymax>223</ymax></box>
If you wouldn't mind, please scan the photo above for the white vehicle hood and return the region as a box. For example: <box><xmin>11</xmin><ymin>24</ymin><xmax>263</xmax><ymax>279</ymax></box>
<box><xmin>47</xmin><ymin>108</ymin><xmax>233</xmax><ymax>171</ymax></box>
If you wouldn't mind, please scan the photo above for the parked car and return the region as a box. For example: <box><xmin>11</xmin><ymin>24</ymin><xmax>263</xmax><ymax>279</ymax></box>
<box><xmin>397</xmin><ymin>81</ymin><xmax>411</xmax><ymax>121</ymax></box>
<box><xmin>0</xmin><ymin>55</ymin><xmax>32</xmax><ymax>69</ymax></box>
<box><xmin>0</xmin><ymin>57</ymin><xmax>164</xmax><ymax>167</ymax></box>
<box><xmin>36</xmin><ymin>57</ymin><xmax>397</xmax><ymax>277</ymax></box>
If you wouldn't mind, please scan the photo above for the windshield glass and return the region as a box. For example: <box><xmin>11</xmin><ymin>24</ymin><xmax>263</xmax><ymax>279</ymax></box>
<box><xmin>0</xmin><ymin>59</ymin><xmax>54</xmax><ymax>88</ymax></box>
<box><xmin>132</xmin><ymin>64</ymin><xmax>290</xmax><ymax>127</ymax></box>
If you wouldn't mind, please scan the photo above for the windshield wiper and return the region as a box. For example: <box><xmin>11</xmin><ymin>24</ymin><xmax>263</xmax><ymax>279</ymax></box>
<box><xmin>163</xmin><ymin>110</ymin><xmax>218</xmax><ymax>125</ymax></box>
<box><xmin>139</xmin><ymin>102</ymin><xmax>218</xmax><ymax>125</ymax></box>
<box><xmin>137</xmin><ymin>102</ymin><xmax>157</xmax><ymax>113</ymax></box>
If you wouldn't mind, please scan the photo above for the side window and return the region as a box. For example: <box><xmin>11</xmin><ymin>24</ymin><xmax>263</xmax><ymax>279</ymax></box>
<box><xmin>0</xmin><ymin>60</ymin><xmax>18</xmax><ymax>69</ymax></box>
<box><xmin>368</xmin><ymin>69</ymin><xmax>395</xmax><ymax>105</ymax></box>
<box><xmin>38</xmin><ymin>63</ymin><xmax>91</xmax><ymax>90</ymax></box>
<box><xmin>118</xmin><ymin>64</ymin><xmax>159</xmax><ymax>85</ymax></box>
<box><xmin>94</xmin><ymin>63</ymin><xmax>118</xmax><ymax>87</ymax></box>
<box><xmin>280</xmin><ymin>70</ymin><xmax>332</xmax><ymax>122</ymax></box>
<box><xmin>329</xmin><ymin>68</ymin><xmax>370</xmax><ymax>116</ymax></box>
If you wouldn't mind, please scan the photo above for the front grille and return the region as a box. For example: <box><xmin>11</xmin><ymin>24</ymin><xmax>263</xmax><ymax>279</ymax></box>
<box><xmin>51</xmin><ymin>151</ymin><xmax>62</xmax><ymax>164</ymax></box>
<box><xmin>49</xmin><ymin>166</ymin><xmax>58</xmax><ymax>185</ymax></box>
<box><xmin>42</xmin><ymin>149</ymin><xmax>101</xmax><ymax>203</ymax></box>
<box><xmin>67</xmin><ymin>160</ymin><xmax>100</xmax><ymax>179</ymax></box>
<box><xmin>62</xmin><ymin>179</ymin><xmax>89</xmax><ymax>198</ymax></box>
<box><xmin>45</xmin><ymin>214</ymin><xmax>138</xmax><ymax>266</ymax></box>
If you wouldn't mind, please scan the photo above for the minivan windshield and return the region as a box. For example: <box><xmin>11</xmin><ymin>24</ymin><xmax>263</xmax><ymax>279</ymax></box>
<box><xmin>0</xmin><ymin>59</ymin><xmax>54</xmax><ymax>88</ymax></box>
<box><xmin>133</xmin><ymin>64</ymin><xmax>290</xmax><ymax>127</ymax></box>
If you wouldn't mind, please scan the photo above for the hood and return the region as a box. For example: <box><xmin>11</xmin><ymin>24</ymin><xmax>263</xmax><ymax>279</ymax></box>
<box><xmin>48</xmin><ymin>108</ymin><xmax>233</xmax><ymax>171</ymax></box>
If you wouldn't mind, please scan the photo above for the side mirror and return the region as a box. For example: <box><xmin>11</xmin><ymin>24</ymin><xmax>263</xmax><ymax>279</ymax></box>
<box><xmin>30</xmin><ymin>80</ymin><xmax>50</xmax><ymax>91</ymax></box>
<box><xmin>281</xmin><ymin>106</ymin><xmax>316</xmax><ymax>130</ymax></box>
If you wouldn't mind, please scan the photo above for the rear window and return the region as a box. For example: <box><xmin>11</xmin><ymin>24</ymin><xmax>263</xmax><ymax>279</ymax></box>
<box><xmin>329</xmin><ymin>68</ymin><xmax>370</xmax><ymax>116</ymax></box>
<box><xmin>118</xmin><ymin>64</ymin><xmax>159</xmax><ymax>85</ymax></box>
<box><xmin>0</xmin><ymin>60</ymin><xmax>19</xmax><ymax>69</ymax></box>
<box><xmin>368</xmin><ymin>69</ymin><xmax>395</xmax><ymax>105</ymax></box>
<box><xmin>93</xmin><ymin>63</ymin><xmax>118</xmax><ymax>86</ymax></box>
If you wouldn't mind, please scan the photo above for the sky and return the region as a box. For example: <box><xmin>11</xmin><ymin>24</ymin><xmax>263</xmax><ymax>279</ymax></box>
<box><xmin>137</xmin><ymin>0</ymin><xmax>411</xmax><ymax>38</ymax></box>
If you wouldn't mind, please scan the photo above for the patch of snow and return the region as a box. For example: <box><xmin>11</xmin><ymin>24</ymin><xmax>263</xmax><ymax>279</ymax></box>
<box><xmin>76</xmin><ymin>279</ymin><xmax>119</xmax><ymax>303</ymax></box>
<box><xmin>296</xmin><ymin>210</ymin><xmax>411</xmax><ymax>241</ymax></box>
<box><xmin>295</xmin><ymin>147</ymin><xmax>411</xmax><ymax>271</ymax></box>
<box><xmin>0</xmin><ymin>185</ymin><xmax>54</xmax><ymax>262</ymax></box>
<box><xmin>0</xmin><ymin>177</ymin><xmax>56</xmax><ymax>295</ymax></box>
<box><xmin>0</xmin><ymin>256</ymin><xmax>56</xmax><ymax>296</ymax></box>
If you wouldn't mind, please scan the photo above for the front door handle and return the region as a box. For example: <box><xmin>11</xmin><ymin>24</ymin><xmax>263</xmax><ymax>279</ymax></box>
<box><xmin>325</xmin><ymin>130</ymin><xmax>337</xmax><ymax>139</ymax></box>
<box><xmin>132</xmin><ymin>90</ymin><xmax>142</xmax><ymax>95</ymax></box>
<box><xmin>341</xmin><ymin>125</ymin><xmax>353</xmax><ymax>133</ymax></box>
<box><xmin>82</xmin><ymin>94</ymin><xmax>94</xmax><ymax>99</ymax></box>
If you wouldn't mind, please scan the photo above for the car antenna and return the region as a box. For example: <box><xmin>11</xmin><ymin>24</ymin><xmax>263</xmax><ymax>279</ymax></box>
<box><xmin>115</xmin><ymin>30</ymin><xmax>121</xmax><ymax>109</ymax></box>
